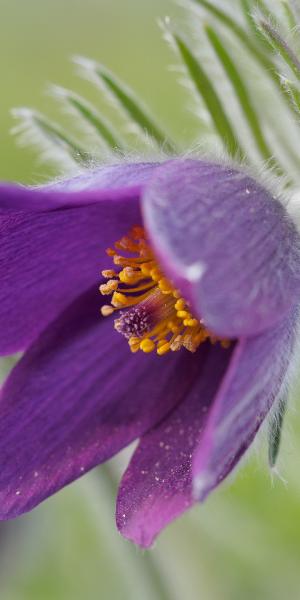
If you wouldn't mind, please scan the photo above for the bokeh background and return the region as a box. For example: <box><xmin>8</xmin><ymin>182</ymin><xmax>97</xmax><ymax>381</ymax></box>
<box><xmin>1</xmin><ymin>1</ymin><xmax>300</xmax><ymax>599</ymax></box>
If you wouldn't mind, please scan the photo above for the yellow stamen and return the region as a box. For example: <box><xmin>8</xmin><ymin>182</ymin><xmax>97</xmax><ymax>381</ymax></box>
<box><xmin>140</xmin><ymin>339</ymin><xmax>156</xmax><ymax>353</ymax></box>
<box><xmin>99</xmin><ymin>226</ymin><xmax>230</xmax><ymax>356</ymax></box>
<box><xmin>175</xmin><ymin>299</ymin><xmax>186</xmax><ymax>311</ymax></box>
<box><xmin>101</xmin><ymin>269</ymin><xmax>117</xmax><ymax>279</ymax></box>
<box><xmin>99</xmin><ymin>280</ymin><xmax>118</xmax><ymax>295</ymax></box>
<box><xmin>157</xmin><ymin>342</ymin><xmax>171</xmax><ymax>356</ymax></box>
<box><xmin>101</xmin><ymin>305</ymin><xmax>115</xmax><ymax>317</ymax></box>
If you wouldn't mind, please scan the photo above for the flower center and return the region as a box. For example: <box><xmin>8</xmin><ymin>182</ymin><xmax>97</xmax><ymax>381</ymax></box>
<box><xmin>100</xmin><ymin>226</ymin><xmax>229</xmax><ymax>355</ymax></box>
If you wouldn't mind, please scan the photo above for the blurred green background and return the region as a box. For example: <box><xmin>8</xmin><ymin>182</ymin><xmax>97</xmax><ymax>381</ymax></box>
<box><xmin>1</xmin><ymin>1</ymin><xmax>300</xmax><ymax>599</ymax></box>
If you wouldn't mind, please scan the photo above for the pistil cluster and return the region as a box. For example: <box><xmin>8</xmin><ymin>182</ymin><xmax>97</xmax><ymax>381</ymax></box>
<box><xmin>100</xmin><ymin>226</ymin><xmax>229</xmax><ymax>355</ymax></box>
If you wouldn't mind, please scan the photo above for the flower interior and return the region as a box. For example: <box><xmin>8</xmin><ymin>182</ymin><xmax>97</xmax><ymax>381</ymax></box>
<box><xmin>100</xmin><ymin>226</ymin><xmax>229</xmax><ymax>355</ymax></box>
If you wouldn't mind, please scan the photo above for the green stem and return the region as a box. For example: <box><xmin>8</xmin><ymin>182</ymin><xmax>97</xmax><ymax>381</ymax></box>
<box><xmin>99</xmin><ymin>464</ymin><xmax>174</xmax><ymax>600</ymax></box>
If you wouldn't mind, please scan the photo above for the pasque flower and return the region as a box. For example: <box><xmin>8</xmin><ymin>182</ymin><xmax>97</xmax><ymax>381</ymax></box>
<box><xmin>0</xmin><ymin>158</ymin><xmax>300</xmax><ymax>547</ymax></box>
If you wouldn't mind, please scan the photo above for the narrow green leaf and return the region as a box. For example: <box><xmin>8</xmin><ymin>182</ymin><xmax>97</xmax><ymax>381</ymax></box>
<box><xmin>172</xmin><ymin>32</ymin><xmax>244</xmax><ymax>159</ymax></box>
<box><xmin>259</xmin><ymin>19</ymin><xmax>300</xmax><ymax>83</ymax></box>
<box><xmin>281</xmin><ymin>0</ymin><xmax>298</xmax><ymax>30</ymax></box>
<box><xmin>205</xmin><ymin>24</ymin><xmax>283</xmax><ymax>172</ymax></box>
<box><xmin>52</xmin><ymin>86</ymin><xmax>124</xmax><ymax>151</ymax></box>
<box><xmin>290</xmin><ymin>0</ymin><xmax>300</xmax><ymax>24</ymax></box>
<box><xmin>192</xmin><ymin>0</ymin><xmax>299</xmax><ymax>112</ymax></box>
<box><xmin>12</xmin><ymin>108</ymin><xmax>91</xmax><ymax>165</ymax></box>
<box><xmin>240</xmin><ymin>0</ymin><xmax>274</xmax><ymax>52</ymax></box>
<box><xmin>75</xmin><ymin>58</ymin><xmax>176</xmax><ymax>153</ymax></box>
<box><xmin>193</xmin><ymin>0</ymin><xmax>276</xmax><ymax>70</ymax></box>
<box><xmin>281</xmin><ymin>76</ymin><xmax>300</xmax><ymax>116</ymax></box>
<box><xmin>268</xmin><ymin>395</ymin><xmax>288</xmax><ymax>468</ymax></box>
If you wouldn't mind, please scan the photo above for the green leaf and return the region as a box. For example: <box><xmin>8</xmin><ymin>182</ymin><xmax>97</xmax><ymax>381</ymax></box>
<box><xmin>52</xmin><ymin>86</ymin><xmax>125</xmax><ymax>151</ymax></box>
<box><xmin>258</xmin><ymin>18</ymin><xmax>300</xmax><ymax>84</ymax></box>
<box><xmin>268</xmin><ymin>395</ymin><xmax>288</xmax><ymax>468</ymax></box>
<box><xmin>192</xmin><ymin>0</ymin><xmax>276</xmax><ymax>70</ymax></box>
<box><xmin>240</xmin><ymin>0</ymin><xmax>274</xmax><ymax>52</ymax></box>
<box><xmin>205</xmin><ymin>24</ymin><xmax>284</xmax><ymax>173</ymax></box>
<box><xmin>281</xmin><ymin>0</ymin><xmax>299</xmax><ymax>30</ymax></box>
<box><xmin>192</xmin><ymin>0</ymin><xmax>297</xmax><ymax>111</ymax></box>
<box><xmin>12</xmin><ymin>108</ymin><xmax>92</xmax><ymax>166</ymax></box>
<box><xmin>281</xmin><ymin>76</ymin><xmax>300</xmax><ymax>116</ymax></box>
<box><xmin>171</xmin><ymin>32</ymin><xmax>244</xmax><ymax>159</ymax></box>
<box><xmin>75</xmin><ymin>57</ymin><xmax>176</xmax><ymax>153</ymax></box>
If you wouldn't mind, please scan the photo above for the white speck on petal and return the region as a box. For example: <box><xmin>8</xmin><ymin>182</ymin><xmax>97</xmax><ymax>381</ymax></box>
<box><xmin>185</xmin><ymin>261</ymin><xmax>206</xmax><ymax>283</ymax></box>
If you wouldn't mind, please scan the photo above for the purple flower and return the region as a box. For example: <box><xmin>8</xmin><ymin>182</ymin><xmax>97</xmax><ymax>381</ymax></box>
<box><xmin>0</xmin><ymin>158</ymin><xmax>300</xmax><ymax>548</ymax></box>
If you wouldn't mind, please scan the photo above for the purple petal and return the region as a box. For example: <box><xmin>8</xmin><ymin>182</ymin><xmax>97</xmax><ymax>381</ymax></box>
<box><xmin>1</xmin><ymin>162</ymin><xmax>158</xmax><ymax>212</ymax></box>
<box><xmin>193</xmin><ymin>308</ymin><xmax>298</xmax><ymax>499</ymax></box>
<box><xmin>116</xmin><ymin>308</ymin><xmax>298</xmax><ymax>547</ymax></box>
<box><xmin>0</xmin><ymin>162</ymin><xmax>158</xmax><ymax>354</ymax></box>
<box><xmin>143</xmin><ymin>159</ymin><xmax>300</xmax><ymax>337</ymax></box>
<box><xmin>0</xmin><ymin>289</ymin><xmax>203</xmax><ymax>519</ymax></box>
<box><xmin>116</xmin><ymin>343</ymin><xmax>232</xmax><ymax>548</ymax></box>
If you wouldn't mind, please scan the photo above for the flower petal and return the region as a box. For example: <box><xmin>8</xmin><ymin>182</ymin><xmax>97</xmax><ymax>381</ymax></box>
<box><xmin>143</xmin><ymin>159</ymin><xmax>300</xmax><ymax>337</ymax></box>
<box><xmin>0</xmin><ymin>162</ymin><xmax>158</xmax><ymax>212</ymax></box>
<box><xmin>193</xmin><ymin>308</ymin><xmax>298</xmax><ymax>499</ymax></box>
<box><xmin>117</xmin><ymin>308</ymin><xmax>298</xmax><ymax>547</ymax></box>
<box><xmin>0</xmin><ymin>162</ymin><xmax>158</xmax><ymax>354</ymax></box>
<box><xmin>116</xmin><ymin>343</ymin><xmax>232</xmax><ymax>548</ymax></box>
<box><xmin>0</xmin><ymin>288</ymin><xmax>203</xmax><ymax>520</ymax></box>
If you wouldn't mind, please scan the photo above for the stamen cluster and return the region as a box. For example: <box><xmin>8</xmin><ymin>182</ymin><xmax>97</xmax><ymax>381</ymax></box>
<box><xmin>100</xmin><ymin>227</ymin><xmax>229</xmax><ymax>355</ymax></box>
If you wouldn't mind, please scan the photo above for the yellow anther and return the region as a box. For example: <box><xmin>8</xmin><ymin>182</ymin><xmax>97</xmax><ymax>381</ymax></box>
<box><xmin>130</xmin><ymin>344</ymin><xmax>141</xmax><ymax>353</ymax></box>
<box><xmin>128</xmin><ymin>337</ymin><xmax>141</xmax><ymax>353</ymax></box>
<box><xmin>183</xmin><ymin>338</ymin><xmax>198</xmax><ymax>352</ymax></box>
<box><xmin>111</xmin><ymin>292</ymin><xmax>129</xmax><ymax>307</ymax></box>
<box><xmin>101</xmin><ymin>305</ymin><xmax>114</xmax><ymax>317</ymax></box>
<box><xmin>185</xmin><ymin>318</ymin><xmax>199</xmax><ymax>327</ymax></box>
<box><xmin>170</xmin><ymin>336</ymin><xmax>183</xmax><ymax>351</ymax></box>
<box><xmin>129</xmin><ymin>336</ymin><xmax>141</xmax><ymax>346</ymax></box>
<box><xmin>167</xmin><ymin>320</ymin><xmax>180</xmax><ymax>334</ymax></box>
<box><xmin>194</xmin><ymin>331</ymin><xmax>208</xmax><ymax>345</ymax></box>
<box><xmin>157</xmin><ymin>339</ymin><xmax>168</xmax><ymax>348</ymax></box>
<box><xmin>158</xmin><ymin>278</ymin><xmax>172</xmax><ymax>293</ymax></box>
<box><xmin>157</xmin><ymin>342</ymin><xmax>171</xmax><ymax>356</ymax></box>
<box><xmin>100</xmin><ymin>226</ymin><xmax>230</xmax><ymax>356</ymax></box>
<box><xmin>115</xmin><ymin>236</ymin><xmax>132</xmax><ymax>250</ymax></box>
<box><xmin>177</xmin><ymin>310</ymin><xmax>190</xmax><ymax>319</ymax></box>
<box><xmin>140</xmin><ymin>339</ymin><xmax>155</xmax><ymax>353</ymax></box>
<box><xmin>175</xmin><ymin>299</ymin><xmax>186</xmax><ymax>311</ymax></box>
<box><xmin>150</xmin><ymin>268</ymin><xmax>161</xmax><ymax>282</ymax></box>
<box><xmin>99</xmin><ymin>280</ymin><xmax>118</xmax><ymax>295</ymax></box>
<box><xmin>101</xmin><ymin>269</ymin><xmax>117</xmax><ymax>279</ymax></box>
<box><xmin>113</xmin><ymin>255</ymin><xmax>125</xmax><ymax>265</ymax></box>
<box><xmin>140</xmin><ymin>263</ymin><xmax>152</xmax><ymax>276</ymax></box>
<box><xmin>119</xmin><ymin>267</ymin><xmax>140</xmax><ymax>284</ymax></box>
<box><xmin>131</xmin><ymin>226</ymin><xmax>145</xmax><ymax>239</ymax></box>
